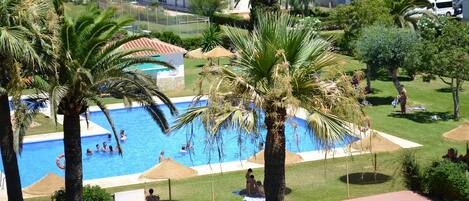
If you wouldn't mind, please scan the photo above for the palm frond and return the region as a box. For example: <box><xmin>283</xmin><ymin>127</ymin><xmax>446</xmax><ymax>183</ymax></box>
<box><xmin>91</xmin><ymin>98</ymin><xmax>123</xmax><ymax>155</ymax></box>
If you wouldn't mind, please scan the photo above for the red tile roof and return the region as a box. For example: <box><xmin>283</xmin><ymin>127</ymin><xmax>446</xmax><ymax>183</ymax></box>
<box><xmin>121</xmin><ymin>37</ymin><xmax>187</xmax><ymax>56</ymax></box>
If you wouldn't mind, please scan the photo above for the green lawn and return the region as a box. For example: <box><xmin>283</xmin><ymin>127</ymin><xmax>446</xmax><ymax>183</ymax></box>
<box><xmin>24</xmin><ymin>54</ymin><xmax>469</xmax><ymax>201</ymax></box>
<box><xmin>25</xmin><ymin>114</ymin><xmax>63</xmax><ymax>135</ymax></box>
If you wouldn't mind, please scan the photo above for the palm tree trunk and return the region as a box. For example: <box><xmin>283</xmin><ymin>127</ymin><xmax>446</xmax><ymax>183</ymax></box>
<box><xmin>264</xmin><ymin>105</ymin><xmax>287</xmax><ymax>201</ymax></box>
<box><xmin>0</xmin><ymin>94</ymin><xmax>24</xmax><ymax>201</ymax></box>
<box><xmin>63</xmin><ymin>113</ymin><xmax>83</xmax><ymax>201</ymax></box>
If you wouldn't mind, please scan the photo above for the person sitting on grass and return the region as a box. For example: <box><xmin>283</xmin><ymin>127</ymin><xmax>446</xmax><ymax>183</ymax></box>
<box><xmin>145</xmin><ymin>188</ymin><xmax>160</xmax><ymax>201</ymax></box>
<box><xmin>247</xmin><ymin>175</ymin><xmax>256</xmax><ymax>196</ymax></box>
<box><xmin>443</xmin><ymin>148</ymin><xmax>458</xmax><ymax>162</ymax></box>
<box><xmin>255</xmin><ymin>181</ymin><xmax>265</xmax><ymax>197</ymax></box>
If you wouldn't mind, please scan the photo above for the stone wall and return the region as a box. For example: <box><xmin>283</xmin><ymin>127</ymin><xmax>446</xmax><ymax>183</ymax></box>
<box><xmin>156</xmin><ymin>75</ymin><xmax>185</xmax><ymax>91</ymax></box>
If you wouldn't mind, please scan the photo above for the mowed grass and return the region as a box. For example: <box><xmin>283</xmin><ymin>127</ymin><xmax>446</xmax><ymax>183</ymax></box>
<box><xmin>25</xmin><ymin>114</ymin><xmax>63</xmax><ymax>135</ymax></box>
<box><xmin>25</xmin><ymin>55</ymin><xmax>469</xmax><ymax>201</ymax></box>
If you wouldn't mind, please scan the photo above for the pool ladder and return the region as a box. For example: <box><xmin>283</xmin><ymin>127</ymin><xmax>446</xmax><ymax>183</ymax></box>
<box><xmin>0</xmin><ymin>171</ymin><xmax>5</xmax><ymax>190</ymax></box>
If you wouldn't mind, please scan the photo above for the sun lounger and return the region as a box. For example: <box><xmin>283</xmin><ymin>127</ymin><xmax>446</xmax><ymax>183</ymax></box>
<box><xmin>243</xmin><ymin>196</ymin><xmax>266</xmax><ymax>201</ymax></box>
<box><xmin>114</xmin><ymin>189</ymin><xmax>145</xmax><ymax>201</ymax></box>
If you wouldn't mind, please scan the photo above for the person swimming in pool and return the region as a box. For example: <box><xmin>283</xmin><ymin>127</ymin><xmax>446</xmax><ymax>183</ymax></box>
<box><xmin>180</xmin><ymin>146</ymin><xmax>187</xmax><ymax>153</ymax></box>
<box><xmin>86</xmin><ymin>148</ymin><xmax>93</xmax><ymax>156</ymax></box>
<box><xmin>120</xmin><ymin>129</ymin><xmax>127</xmax><ymax>141</ymax></box>
<box><xmin>109</xmin><ymin>145</ymin><xmax>114</xmax><ymax>153</ymax></box>
<box><xmin>159</xmin><ymin>151</ymin><xmax>165</xmax><ymax>163</ymax></box>
<box><xmin>102</xmin><ymin>142</ymin><xmax>108</xmax><ymax>152</ymax></box>
<box><xmin>95</xmin><ymin>144</ymin><xmax>100</xmax><ymax>152</ymax></box>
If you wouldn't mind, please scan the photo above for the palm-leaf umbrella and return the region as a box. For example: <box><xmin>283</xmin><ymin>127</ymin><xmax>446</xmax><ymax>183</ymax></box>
<box><xmin>350</xmin><ymin>131</ymin><xmax>402</xmax><ymax>177</ymax></box>
<box><xmin>442</xmin><ymin>121</ymin><xmax>469</xmax><ymax>152</ymax></box>
<box><xmin>140</xmin><ymin>158</ymin><xmax>197</xmax><ymax>200</ymax></box>
<box><xmin>185</xmin><ymin>48</ymin><xmax>205</xmax><ymax>59</ymax></box>
<box><xmin>248</xmin><ymin>150</ymin><xmax>303</xmax><ymax>165</ymax></box>
<box><xmin>23</xmin><ymin>173</ymin><xmax>64</xmax><ymax>196</ymax></box>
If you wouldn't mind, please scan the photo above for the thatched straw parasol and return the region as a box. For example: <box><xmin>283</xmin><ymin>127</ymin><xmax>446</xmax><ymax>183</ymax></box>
<box><xmin>140</xmin><ymin>158</ymin><xmax>197</xmax><ymax>201</ymax></box>
<box><xmin>351</xmin><ymin>132</ymin><xmax>401</xmax><ymax>153</ymax></box>
<box><xmin>185</xmin><ymin>48</ymin><xmax>205</xmax><ymax>59</ymax></box>
<box><xmin>140</xmin><ymin>158</ymin><xmax>197</xmax><ymax>180</ymax></box>
<box><xmin>247</xmin><ymin>150</ymin><xmax>303</xmax><ymax>165</ymax></box>
<box><xmin>203</xmin><ymin>46</ymin><xmax>234</xmax><ymax>58</ymax></box>
<box><xmin>23</xmin><ymin>173</ymin><xmax>64</xmax><ymax>196</ymax></box>
<box><xmin>443</xmin><ymin>121</ymin><xmax>469</xmax><ymax>142</ymax></box>
<box><xmin>349</xmin><ymin>131</ymin><xmax>402</xmax><ymax>186</ymax></box>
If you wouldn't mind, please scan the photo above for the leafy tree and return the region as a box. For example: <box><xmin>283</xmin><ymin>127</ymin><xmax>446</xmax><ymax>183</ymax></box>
<box><xmin>38</xmin><ymin>8</ymin><xmax>177</xmax><ymax>200</ymax></box>
<box><xmin>384</xmin><ymin>0</ymin><xmax>432</xmax><ymax>29</ymax></box>
<box><xmin>0</xmin><ymin>0</ymin><xmax>57</xmax><ymax>199</ymax></box>
<box><xmin>354</xmin><ymin>24</ymin><xmax>418</xmax><ymax>93</ymax></box>
<box><xmin>201</xmin><ymin>25</ymin><xmax>223</xmax><ymax>52</ymax></box>
<box><xmin>250</xmin><ymin>0</ymin><xmax>280</xmax><ymax>30</ymax></box>
<box><xmin>407</xmin><ymin>19</ymin><xmax>469</xmax><ymax>118</ymax></box>
<box><xmin>331</xmin><ymin>0</ymin><xmax>393</xmax><ymax>53</ymax></box>
<box><xmin>189</xmin><ymin>0</ymin><xmax>227</xmax><ymax>18</ymax></box>
<box><xmin>173</xmin><ymin>12</ymin><xmax>364</xmax><ymax>201</ymax></box>
<box><xmin>288</xmin><ymin>0</ymin><xmax>312</xmax><ymax>16</ymax></box>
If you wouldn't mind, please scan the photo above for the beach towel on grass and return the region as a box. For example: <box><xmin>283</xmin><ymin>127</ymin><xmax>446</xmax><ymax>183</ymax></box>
<box><xmin>243</xmin><ymin>197</ymin><xmax>266</xmax><ymax>201</ymax></box>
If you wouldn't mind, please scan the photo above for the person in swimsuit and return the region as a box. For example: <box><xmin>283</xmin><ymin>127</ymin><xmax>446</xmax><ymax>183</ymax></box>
<box><xmin>398</xmin><ymin>85</ymin><xmax>407</xmax><ymax>114</ymax></box>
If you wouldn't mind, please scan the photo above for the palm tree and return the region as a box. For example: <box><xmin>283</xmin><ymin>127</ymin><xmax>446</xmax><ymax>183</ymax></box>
<box><xmin>201</xmin><ymin>24</ymin><xmax>223</xmax><ymax>52</ymax></box>
<box><xmin>0</xmin><ymin>0</ymin><xmax>56</xmax><ymax>199</ymax></box>
<box><xmin>37</xmin><ymin>9</ymin><xmax>177</xmax><ymax>200</ymax></box>
<box><xmin>173</xmin><ymin>12</ymin><xmax>364</xmax><ymax>201</ymax></box>
<box><xmin>384</xmin><ymin>0</ymin><xmax>432</xmax><ymax>29</ymax></box>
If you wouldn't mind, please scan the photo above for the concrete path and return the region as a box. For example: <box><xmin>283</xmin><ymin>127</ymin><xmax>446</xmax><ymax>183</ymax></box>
<box><xmin>344</xmin><ymin>191</ymin><xmax>431</xmax><ymax>201</ymax></box>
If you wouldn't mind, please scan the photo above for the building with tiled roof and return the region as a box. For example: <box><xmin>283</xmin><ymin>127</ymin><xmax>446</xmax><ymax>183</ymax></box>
<box><xmin>121</xmin><ymin>37</ymin><xmax>187</xmax><ymax>90</ymax></box>
<box><xmin>120</xmin><ymin>37</ymin><xmax>187</xmax><ymax>57</ymax></box>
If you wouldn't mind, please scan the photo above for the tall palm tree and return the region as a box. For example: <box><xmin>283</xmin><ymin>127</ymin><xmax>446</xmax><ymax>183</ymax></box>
<box><xmin>384</xmin><ymin>0</ymin><xmax>432</xmax><ymax>29</ymax></box>
<box><xmin>37</xmin><ymin>9</ymin><xmax>177</xmax><ymax>200</ymax></box>
<box><xmin>173</xmin><ymin>12</ymin><xmax>364</xmax><ymax>201</ymax></box>
<box><xmin>0</xmin><ymin>0</ymin><xmax>56</xmax><ymax>199</ymax></box>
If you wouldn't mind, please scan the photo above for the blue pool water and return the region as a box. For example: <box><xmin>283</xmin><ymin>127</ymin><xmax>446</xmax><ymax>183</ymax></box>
<box><xmin>1</xmin><ymin>101</ymin><xmax>351</xmax><ymax>187</ymax></box>
<box><xmin>127</xmin><ymin>56</ymin><xmax>170</xmax><ymax>73</ymax></box>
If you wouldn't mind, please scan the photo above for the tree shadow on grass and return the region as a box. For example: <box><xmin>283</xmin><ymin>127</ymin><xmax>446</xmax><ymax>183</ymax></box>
<box><xmin>366</xmin><ymin>96</ymin><xmax>395</xmax><ymax>106</ymax></box>
<box><xmin>366</xmin><ymin>88</ymin><xmax>383</xmax><ymax>95</ymax></box>
<box><xmin>377</xmin><ymin>76</ymin><xmax>414</xmax><ymax>82</ymax></box>
<box><xmin>436</xmin><ymin>87</ymin><xmax>465</xmax><ymax>93</ymax></box>
<box><xmin>339</xmin><ymin>172</ymin><xmax>391</xmax><ymax>185</ymax></box>
<box><xmin>388</xmin><ymin>111</ymin><xmax>452</xmax><ymax>123</ymax></box>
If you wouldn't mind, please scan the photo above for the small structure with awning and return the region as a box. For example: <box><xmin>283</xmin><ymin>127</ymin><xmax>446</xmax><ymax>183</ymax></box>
<box><xmin>121</xmin><ymin>37</ymin><xmax>187</xmax><ymax>90</ymax></box>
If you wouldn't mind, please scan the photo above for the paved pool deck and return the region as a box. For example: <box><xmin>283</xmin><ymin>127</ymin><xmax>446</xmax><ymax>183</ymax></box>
<box><xmin>1</xmin><ymin>96</ymin><xmax>423</xmax><ymax>200</ymax></box>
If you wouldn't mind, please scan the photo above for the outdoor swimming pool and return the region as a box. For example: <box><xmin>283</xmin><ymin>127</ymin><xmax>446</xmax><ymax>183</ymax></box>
<box><xmin>1</xmin><ymin>101</ymin><xmax>352</xmax><ymax>187</ymax></box>
<box><xmin>127</xmin><ymin>56</ymin><xmax>171</xmax><ymax>74</ymax></box>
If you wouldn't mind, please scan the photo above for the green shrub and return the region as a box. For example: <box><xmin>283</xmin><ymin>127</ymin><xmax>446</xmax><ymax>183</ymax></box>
<box><xmin>181</xmin><ymin>37</ymin><xmax>203</xmax><ymax>50</ymax></box>
<box><xmin>423</xmin><ymin>161</ymin><xmax>469</xmax><ymax>201</ymax></box>
<box><xmin>52</xmin><ymin>185</ymin><xmax>113</xmax><ymax>201</ymax></box>
<box><xmin>151</xmin><ymin>31</ymin><xmax>183</xmax><ymax>46</ymax></box>
<box><xmin>400</xmin><ymin>151</ymin><xmax>422</xmax><ymax>191</ymax></box>
<box><xmin>211</xmin><ymin>13</ymin><xmax>250</xmax><ymax>28</ymax></box>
